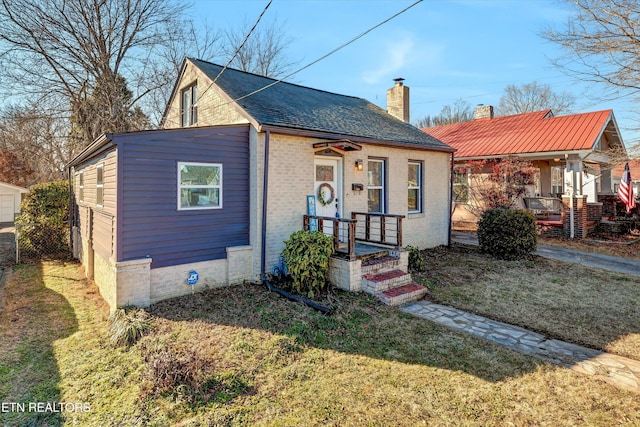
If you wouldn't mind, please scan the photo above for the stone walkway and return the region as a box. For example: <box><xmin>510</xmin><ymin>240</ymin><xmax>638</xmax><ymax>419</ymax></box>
<box><xmin>401</xmin><ymin>301</ymin><xmax>640</xmax><ymax>393</ymax></box>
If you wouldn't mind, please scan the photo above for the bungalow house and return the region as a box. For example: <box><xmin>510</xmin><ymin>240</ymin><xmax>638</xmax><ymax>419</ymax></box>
<box><xmin>67</xmin><ymin>58</ymin><xmax>454</xmax><ymax>310</ymax></box>
<box><xmin>423</xmin><ymin>105</ymin><xmax>626</xmax><ymax>238</ymax></box>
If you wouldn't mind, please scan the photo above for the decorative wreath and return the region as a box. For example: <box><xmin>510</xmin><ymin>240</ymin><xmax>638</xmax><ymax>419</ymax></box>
<box><xmin>317</xmin><ymin>183</ymin><xmax>335</xmax><ymax>206</ymax></box>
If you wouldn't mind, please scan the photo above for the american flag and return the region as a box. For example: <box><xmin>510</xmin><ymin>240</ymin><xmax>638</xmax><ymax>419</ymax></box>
<box><xmin>618</xmin><ymin>162</ymin><xmax>637</xmax><ymax>213</ymax></box>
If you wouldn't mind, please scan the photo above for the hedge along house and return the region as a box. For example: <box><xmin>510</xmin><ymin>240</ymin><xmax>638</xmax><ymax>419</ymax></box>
<box><xmin>68</xmin><ymin>58</ymin><xmax>454</xmax><ymax>310</ymax></box>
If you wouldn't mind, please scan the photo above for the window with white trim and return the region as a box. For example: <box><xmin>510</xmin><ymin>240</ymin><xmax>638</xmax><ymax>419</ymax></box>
<box><xmin>408</xmin><ymin>161</ymin><xmax>422</xmax><ymax>213</ymax></box>
<box><xmin>453</xmin><ymin>169</ymin><xmax>469</xmax><ymax>203</ymax></box>
<box><xmin>78</xmin><ymin>172</ymin><xmax>84</xmax><ymax>202</ymax></box>
<box><xmin>181</xmin><ymin>83</ymin><xmax>198</xmax><ymax>127</ymax></box>
<box><xmin>551</xmin><ymin>166</ymin><xmax>564</xmax><ymax>196</ymax></box>
<box><xmin>178</xmin><ymin>162</ymin><xmax>222</xmax><ymax>210</ymax></box>
<box><xmin>96</xmin><ymin>164</ymin><xmax>104</xmax><ymax>207</ymax></box>
<box><xmin>368</xmin><ymin>159</ymin><xmax>385</xmax><ymax>213</ymax></box>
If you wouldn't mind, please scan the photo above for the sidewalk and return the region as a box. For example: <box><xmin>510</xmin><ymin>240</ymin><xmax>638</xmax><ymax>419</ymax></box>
<box><xmin>451</xmin><ymin>231</ymin><xmax>640</xmax><ymax>277</ymax></box>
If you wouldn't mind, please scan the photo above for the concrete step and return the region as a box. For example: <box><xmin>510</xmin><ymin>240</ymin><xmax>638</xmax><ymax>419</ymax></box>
<box><xmin>377</xmin><ymin>282</ymin><xmax>429</xmax><ymax>307</ymax></box>
<box><xmin>361</xmin><ymin>255</ymin><xmax>401</xmax><ymax>276</ymax></box>
<box><xmin>362</xmin><ymin>269</ymin><xmax>412</xmax><ymax>293</ymax></box>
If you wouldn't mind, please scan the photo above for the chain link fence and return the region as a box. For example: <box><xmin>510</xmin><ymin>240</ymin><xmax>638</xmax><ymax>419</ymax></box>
<box><xmin>15</xmin><ymin>221</ymin><xmax>70</xmax><ymax>264</ymax></box>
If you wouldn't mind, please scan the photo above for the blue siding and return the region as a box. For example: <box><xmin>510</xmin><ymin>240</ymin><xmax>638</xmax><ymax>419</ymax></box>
<box><xmin>117</xmin><ymin>125</ymin><xmax>250</xmax><ymax>268</ymax></box>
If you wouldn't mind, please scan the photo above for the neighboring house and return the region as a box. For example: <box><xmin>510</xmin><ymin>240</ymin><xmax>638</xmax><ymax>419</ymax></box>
<box><xmin>68</xmin><ymin>58</ymin><xmax>454</xmax><ymax>310</ymax></box>
<box><xmin>0</xmin><ymin>182</ymin><xmax>27</xmax><ymax>222</ymax></box>
<box><xmin>423</xmin><ymin>105</ymin><xmax>626</xmax><ymax>236</ymax></box>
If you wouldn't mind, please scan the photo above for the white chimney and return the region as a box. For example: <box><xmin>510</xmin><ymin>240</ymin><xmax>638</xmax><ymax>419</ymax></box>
<box><xmin>387</xmin><ymin>78</ymin><xmax>410</xmax><ymax>123</ymax></box>
<box><xmin>474</xmin><ymin>104</ymin><xmax>494</xmax><ymax>119</ymax></box>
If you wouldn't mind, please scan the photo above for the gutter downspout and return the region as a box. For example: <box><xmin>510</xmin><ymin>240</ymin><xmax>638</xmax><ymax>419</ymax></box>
<box><xmin>260</xmin><ymin>130</ymin><xmax>270</xmax><ymax>280</ymax></box>
<box><xmin>67</xmin><ymin>166</ymin><xmax>74</xmax><ymax>257</ymax></box>
<box><xmin>448</xmin><ymin>152</ymin><xmax>455</xmax><ymax>246</ymax></box>
<box><xmin>258</xmin><ymin>129</ymin><xmax>331</xmax><ymax>314</ymax></box>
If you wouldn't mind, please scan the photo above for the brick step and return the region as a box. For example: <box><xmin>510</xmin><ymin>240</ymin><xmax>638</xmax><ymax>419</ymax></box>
<box><xmin>361</xmin><ymin>255</ymin><xmax>401</xmax><ymax>275</ymax></box>
<box><xmin>362</xmin><ymin>269</ymin><xmax>412</xmax><ymax>294</ymax></box>
<box><xmin>377</xmin><ymin>282</ymin><xmax>429</xmax><ymax>306</ymax></box>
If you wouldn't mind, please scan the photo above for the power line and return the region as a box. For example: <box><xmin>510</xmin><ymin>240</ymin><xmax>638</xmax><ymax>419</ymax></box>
<box><xmin>229</xmin><ymin>0</ymin><xmax>423</xmax><ymax>105</ymax></box>
<box><xmin>164</xmin><ymin>0</ymin><xmax>422</xmax><ymax>127</ymax></box>
<box><xmin>198</xmin><ymin>0</ymin><xmax>273</xmax><ymax>100</ymax></box>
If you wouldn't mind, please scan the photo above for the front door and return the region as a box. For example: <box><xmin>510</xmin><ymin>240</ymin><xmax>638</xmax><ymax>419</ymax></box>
<box><xmin>314</xmin><ymin>157</ymin><xmax>341</xmax><ymax>219</ymax></box>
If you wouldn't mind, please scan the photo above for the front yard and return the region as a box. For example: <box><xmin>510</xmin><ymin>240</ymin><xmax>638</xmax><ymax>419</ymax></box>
<box><xmin>415</xmin><ymin>245</ymin><xmax>640</xmax><ymax>361</ymax></box>
<box><xmin>1</xmin><ymin>258</ymin><xmax>640</xmax><ymax>426</ymax></box>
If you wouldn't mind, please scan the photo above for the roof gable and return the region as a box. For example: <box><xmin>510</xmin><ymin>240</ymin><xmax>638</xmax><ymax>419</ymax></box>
<box><xmin>423</xmin><ymin>109</ymin><xmax>621</xmax><ymax>158</ymax></box>
<box><xmin>186</xmin><ymin>58</ymin><xmax>452</xmax><ymax>151</ymax></box>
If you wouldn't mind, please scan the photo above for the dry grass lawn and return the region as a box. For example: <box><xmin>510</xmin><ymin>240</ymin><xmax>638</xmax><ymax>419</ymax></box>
<box><xmin>415</xmin><ymin>245</ymin><xmax>640</xmax><ymax>361</ymax></box>
<box><xmin>2</xmin><ymin>260</ymin><xmax>640</xmax><ymax>425</ymax></box>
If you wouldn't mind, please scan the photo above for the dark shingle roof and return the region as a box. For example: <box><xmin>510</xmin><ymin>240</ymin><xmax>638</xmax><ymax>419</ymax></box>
<box><xmin>190</xmin><ymin>58</ymin><xmax>452</xmax><ymax>151</ymax></box>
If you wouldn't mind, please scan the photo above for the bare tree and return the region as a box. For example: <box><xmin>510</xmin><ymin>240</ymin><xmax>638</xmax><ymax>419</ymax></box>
<box><xmin>498</xmin><ymin>81</ymin><xmax>576</xmax><ymax>116</ymax></box>
<box><xmin>0</xmin><ymin>0</ymin><xmax>186</xmax><ymax>144</ymax></box>
<box><xmin>542</xmin><ymin>0</ymin><xmax>640</xmax><ymax>100</ymax></box>
<box><xmin>415</xmin><ymin>99</ymin><xmax>472</xmax><ymax>128</ymax></box>
<box><xmin>455</xmin><ymin>157</ymin><xmax>539</xmax><ymax>218</ymax></box>
<box><xmin>224</xmin><ymin>17</ymin><xmax>296</xmax><ymax>78</ymax></box>
<box><xmin>0</xmin><ymin>105</ymin><xmax>72</xmax><ymax>185</ymax></box>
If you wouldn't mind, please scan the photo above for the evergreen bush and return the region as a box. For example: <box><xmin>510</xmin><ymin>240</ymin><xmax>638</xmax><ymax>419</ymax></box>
<box><xmin>15</xmin><ymin>180</ymin><xmax>69</xmax><ymax>256</ymax></box>
<box><xmin>281</xmin><ymin>230</ymin><xmax>334</xmax><ymax>298</ymax></box>
<box><xmin>477</xmin><ymin>208</ymin><xmax>537</xmax><ymax>260</ymax></box>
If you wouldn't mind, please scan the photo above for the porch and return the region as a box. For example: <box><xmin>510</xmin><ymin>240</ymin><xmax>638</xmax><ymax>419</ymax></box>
<box><xmin>524</xmin><ymin>196</ymin><xmax>602</xmax><ymax>238</ymax></box>
<box><xmin>303</xmin><ymin>212</ymin><xmax>405</xmax><ymax>261</ymax></box>
<box><xmin>302</xmin><ymin>212</ymin><xmax>429</xmax><ymax>306</ymax></box>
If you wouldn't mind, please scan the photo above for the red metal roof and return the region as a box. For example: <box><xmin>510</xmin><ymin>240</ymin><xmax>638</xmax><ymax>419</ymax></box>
<box><xmin>423</xmin><ymin>109</ymin><xmax>614</xmax><ymax>159</ymax></box>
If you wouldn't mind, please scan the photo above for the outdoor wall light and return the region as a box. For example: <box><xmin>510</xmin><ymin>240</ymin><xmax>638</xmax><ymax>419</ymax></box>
<box><xmin>553</xmin><ymin>158</ymin><xmax>560</xmax><ymax>162</ymax></box>
<box><xmin>355</xmin><ymin>159</ymin><xmax>363</xmax><ymax>171</ymax></box>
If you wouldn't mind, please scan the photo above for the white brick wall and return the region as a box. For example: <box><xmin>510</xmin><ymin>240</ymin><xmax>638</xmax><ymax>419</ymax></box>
<box><xmin>93</xmin><ymin>251</ymin><xmax>116</xmax><ymax>309</ymax></box>
<box><xmin>257</xmin><ymin>137</ymin><xmax>452</xmax><ymax>276</ymax></box>
<box><xmin>328</xmin><ymin>257</ymin><xmax>362</xmax><ymax>291</ymax></box>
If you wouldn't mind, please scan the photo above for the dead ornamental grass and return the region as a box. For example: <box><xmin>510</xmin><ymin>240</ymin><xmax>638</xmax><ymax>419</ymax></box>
<box><xmin>1</xmin><ymin>261</ymin><xmax>639</xmax><ymax>425</ymax></box>
<box><xmin>417</xmin><ymin>245</ymin><xmax>640</xmax><ymax>361</ymax></box>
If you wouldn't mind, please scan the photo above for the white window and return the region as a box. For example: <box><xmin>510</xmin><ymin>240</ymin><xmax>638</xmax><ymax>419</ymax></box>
<box><xmin>368</xmin><ymin>159</ymin><xmax>385</xmax><ymax>213</ymax></box>
<box><xmin>78</xmin><ymin>172</ymin><xmax>84</xmax><ymax>202</ymax></box>
<box><xmin>551</xmin><ymin>166</ymin><xmax>564</xmax><ymax>196</ymax></box>
<box><xmin>96</xmin><ymin>164</ymin><xmax>104</xmax><ymax>207</ymax></box>
<box><xmin>181</xmin><ymin>83</ymin><xmax>198</xmax><ymax>127</ymax></box>
<box><xmin>453</xmin><ymin>168</ymin><xmax>469</xmax><ymax>203</ymax></box>
<box><xmin>408</xmin><ymin>161</ymin><xmax>422</xmax><ymax>213</ymax></box>
<box><xmin>178</xmin><ymin>162</ymin><xmax>222</xmax><ymax>210</ymax></box>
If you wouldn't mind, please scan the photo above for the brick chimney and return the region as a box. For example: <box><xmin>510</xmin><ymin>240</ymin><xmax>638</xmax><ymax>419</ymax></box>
<box><xmin>474</xmin><ymin>104</ymin><xmax>494</xmax><ymax>119</ymax></box>
<box><xmin>387</xmin><ymin>78</ymin><xmax>410</xmax><ymax>123</ymax></box>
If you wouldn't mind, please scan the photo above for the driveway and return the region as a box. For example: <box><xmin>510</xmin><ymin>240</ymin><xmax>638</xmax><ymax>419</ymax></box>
<box><xmin>451</xmin><ymin>231</ymin><xmax>640</xmax><ymax>277</ymax></box>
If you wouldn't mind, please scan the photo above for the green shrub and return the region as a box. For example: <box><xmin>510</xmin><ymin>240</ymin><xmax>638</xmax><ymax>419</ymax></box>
<box><xmin>281</xmin><ymin>230</ymin><xmax>334</xmax><ymax>298</ymax></box>
<box><xmin>107</xmin><ymin>307</ymin><xmax>151</xmax><ymax>347</ymax></box>
<box><xmin>406</xmin><ymin>245</ymin><xmax>425</xmax><ymax>272</ymax></box>
<box><xmin>15</xmin><ymin>180</ymin><xmax>69</xmax><ymax>257</ymax></box>
<box><xmin>477</xmin><ymin>208</ymin><xmax>537</xmax><ymax>260</ymax></box>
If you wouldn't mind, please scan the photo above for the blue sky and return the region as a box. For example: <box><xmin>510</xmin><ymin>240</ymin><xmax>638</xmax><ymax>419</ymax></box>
<box><xmin>190</xmin><ymin>0</ymin><xmax>638</xmax><ymax>148</ymax></box>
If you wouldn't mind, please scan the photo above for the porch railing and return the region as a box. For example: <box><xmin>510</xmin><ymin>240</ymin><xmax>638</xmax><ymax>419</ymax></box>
<box><xmin>303</xmin><ymin>215</ymin><xmax>357</xmax><ymax>260</ymax></box>
<box><xmin>351</xmin><ymin>212</ymin><xmax>404</xmax><ymax>248</ymax></box>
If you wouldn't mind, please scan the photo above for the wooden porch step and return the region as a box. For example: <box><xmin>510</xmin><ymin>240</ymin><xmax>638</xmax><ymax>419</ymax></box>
<box><xmin>362</xmin><ymin>269</ymin><xmax>412</xmax><ymax>293</ymax></box>
<box><xmin>377</xmin><ymin>282</ymin><xmax>429</xmax><ymax>307</ymax></box>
